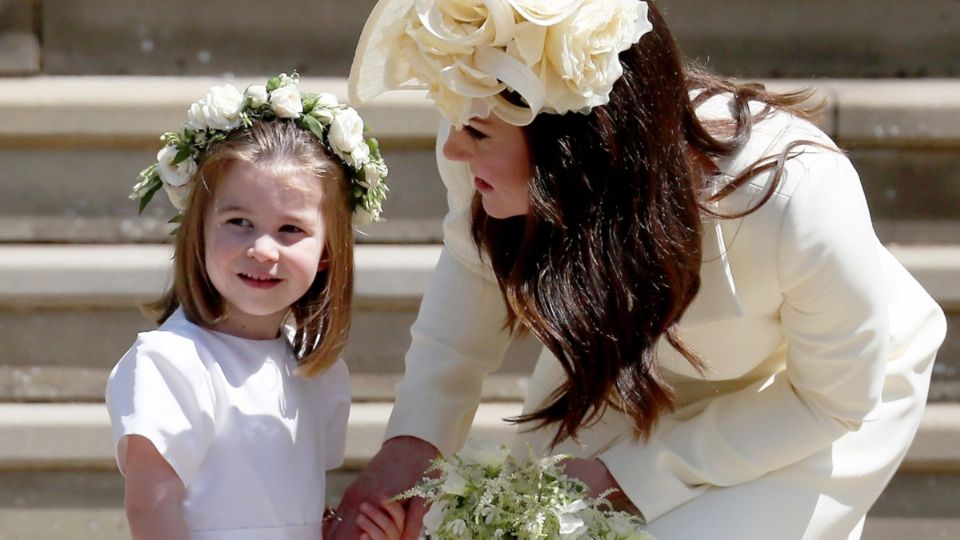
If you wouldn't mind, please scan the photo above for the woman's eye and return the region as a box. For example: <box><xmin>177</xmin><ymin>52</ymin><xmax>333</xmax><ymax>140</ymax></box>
<box><xmin>463</xmin><ymin>125</ymin><xmax>487</xmax><ymax>141</ymax></box>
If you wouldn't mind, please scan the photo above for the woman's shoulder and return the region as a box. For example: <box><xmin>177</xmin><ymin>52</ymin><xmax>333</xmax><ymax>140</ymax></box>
<box><xmin>698</xmin><ymin>93</ymin><xmax>857</xmax><ymax>214</ymax></box>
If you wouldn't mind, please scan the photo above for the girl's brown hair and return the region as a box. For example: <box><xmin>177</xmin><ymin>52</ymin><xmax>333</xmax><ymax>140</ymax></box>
<box><xmin>472</xmin><ymin>0</ymin><xmax>823</xmax><ymax>447</ymax></box>
<box><xmin>147</xmin><ymin>120</ymin><xmax>354</xmax><ymax>377</ymax></box>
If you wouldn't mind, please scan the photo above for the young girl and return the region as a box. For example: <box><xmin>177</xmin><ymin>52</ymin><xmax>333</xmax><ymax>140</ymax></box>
<box><xmin>106</xmin><ymin>74</ymin><xmax>400</xmax><ymax>539</ymax></box>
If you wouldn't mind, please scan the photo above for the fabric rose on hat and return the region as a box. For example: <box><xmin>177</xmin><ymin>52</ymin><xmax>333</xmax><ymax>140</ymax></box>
<box><xmin>375</xmin><ymin>0</ymin><xmax>652</xmax><ymax>126</ymax></box>
<box><xmin>544</xmin><ymin>0</ymin><xmax>651</xmax><ymax>113</ymax></box>
<box><xmin>507</xmin><ymin>0</ymin><xmax>583</xmax><ymax>25</ymax></box>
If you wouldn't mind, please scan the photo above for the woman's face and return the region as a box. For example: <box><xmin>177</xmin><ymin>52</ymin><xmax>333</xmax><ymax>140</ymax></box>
<box><xmin>442</xmin><ymin>113</ymin><xmax>533</xmax><ymax>219</ymax></box>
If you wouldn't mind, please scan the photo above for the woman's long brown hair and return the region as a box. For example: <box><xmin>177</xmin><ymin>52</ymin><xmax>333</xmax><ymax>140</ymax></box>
<box><xmin>472</xmin><ymin>1</ymin><xmax>824</xmax><ymax>447</ymax></box>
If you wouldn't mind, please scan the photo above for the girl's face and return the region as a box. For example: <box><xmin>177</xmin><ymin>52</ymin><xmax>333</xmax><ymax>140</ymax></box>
<box><xmin>442</xmin><ymin>113</ymin><xmax>533</xmax><ymax>219</ymax></box>
<box><xmin>204</xmin><ymin>161</ymin><xmax>328</xmax><ymax>339</ymax></box>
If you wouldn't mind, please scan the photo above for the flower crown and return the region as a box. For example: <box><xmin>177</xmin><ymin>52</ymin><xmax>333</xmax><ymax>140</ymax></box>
<box><xmin>132</xmin><ymin>73</ymin><xmax>389</xmax><ymax>224</ymax></box>
<box><xmin>349</xmin><ymin>0</ymin><xmax>653</xmax><ymax>127</ymax></box>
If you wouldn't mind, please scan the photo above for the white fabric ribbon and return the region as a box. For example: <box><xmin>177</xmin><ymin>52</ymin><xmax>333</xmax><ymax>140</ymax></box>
<box><xmin>474</xmin><ymin>46</ymin><xmax>545</xmax><ymax>125</ymax></box>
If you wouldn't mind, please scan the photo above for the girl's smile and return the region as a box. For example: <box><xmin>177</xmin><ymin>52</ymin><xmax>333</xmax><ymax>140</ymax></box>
<box><xmin>238</xmin><ymin>272</ymin><xmax>283</xmax><ymax>288</ymax></box>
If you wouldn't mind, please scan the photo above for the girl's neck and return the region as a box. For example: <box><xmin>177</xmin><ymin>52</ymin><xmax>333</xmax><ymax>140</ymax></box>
<box><xmin>209</xmin><ymin>309</ymin><xmax>287</xmax><ymax>341</ymax></box>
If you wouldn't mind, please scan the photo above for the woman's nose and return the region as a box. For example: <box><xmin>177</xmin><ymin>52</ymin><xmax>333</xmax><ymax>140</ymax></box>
<box><xmin>247</xmin><ymin>235</ymin><xmax>280</xmax><ymax>263</ymax></box>
<box><xmin>442</xmin><ymin>125</ymin><xmax>473</xmax><ymax>163</ymax></box>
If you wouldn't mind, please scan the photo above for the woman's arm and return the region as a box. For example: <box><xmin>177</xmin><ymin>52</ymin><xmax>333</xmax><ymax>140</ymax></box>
<box><xmin>330</xmin><ymin>124</ymin><xmax>514</xmax><ymax>540</ymax></box>
<box><xmin>123</xmin><ymin>435</ymin><xmax>190</xmax><ymax>540</ymax></box>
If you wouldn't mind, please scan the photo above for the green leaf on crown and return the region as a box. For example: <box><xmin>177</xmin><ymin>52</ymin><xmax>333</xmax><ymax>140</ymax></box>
<box><xmin>367</xmin><ymin>138</ymin><xmax>382</xmax><ymax>160</ymax></box>
<box><xmin>173</xmin><ymin>147</ymin><xmax>192</xmax><ymax>166</ymax></box>
<box><xmin>301</xmin><ymin>114</ymin><xmax>326</xmax><ymax>141</ymax></box>
<box><xmin>266</xmin><ymin>77</ymin><xmax>282</xmax><ymax>93</ymax></box>
<box><xmin>300</xmin><ymin>93</ymin><xmax>319</xmax><ymax>114</ymax></box>
<box><xmin>138</xmin><ymin>179</ymin><xmax>163</xmax><ymax>215</ymax></box>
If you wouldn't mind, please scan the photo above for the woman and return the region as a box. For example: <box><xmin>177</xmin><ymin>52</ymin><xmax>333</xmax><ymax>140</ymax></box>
<box><xmin>331</xmin><ymin>1</ymin><xmax>947</xmax><ymax>538</ymax></box>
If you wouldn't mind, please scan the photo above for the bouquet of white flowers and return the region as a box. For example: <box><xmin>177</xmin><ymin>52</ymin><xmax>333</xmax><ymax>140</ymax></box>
<box><xmin>397</xmin><ymin>439</ymin><xmax>651</xmax><ymax>540</ymax></box>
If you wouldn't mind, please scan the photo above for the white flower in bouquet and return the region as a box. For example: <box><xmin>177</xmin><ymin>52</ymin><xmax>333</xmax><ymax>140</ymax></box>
<box><xmin>397</xmin><ymin>439</ymin><xmax>651</xmax><ymax>540</ymax></box>
<box><xmin>460</xmin><ymin>438</ymin><xmax>512</xmax><ymax>468</ymax></box>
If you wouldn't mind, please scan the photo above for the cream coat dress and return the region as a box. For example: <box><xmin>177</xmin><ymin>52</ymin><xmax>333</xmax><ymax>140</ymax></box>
<box><xmin>384</xmin><ymin>96</ymin><xmax>947</xmax><ymax>539</ymax></box>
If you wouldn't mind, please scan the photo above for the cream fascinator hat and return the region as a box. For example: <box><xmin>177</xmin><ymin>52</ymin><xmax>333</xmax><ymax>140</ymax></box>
<box><xmin>349</xmin><ymin>0</ymin><xmax>653</xmax><ymax>127</ymax></box>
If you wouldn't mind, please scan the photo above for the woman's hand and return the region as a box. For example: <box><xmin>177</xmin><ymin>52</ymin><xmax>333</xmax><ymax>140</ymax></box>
<box><xmin>327</xmin><ymin>436</ymin><xmax>438</xmax><ymax>540</ymax></box>
<box><xmin>561</xmin><ymin>457</ymin><xmax>625</xmax><ymax>500</ymax></box>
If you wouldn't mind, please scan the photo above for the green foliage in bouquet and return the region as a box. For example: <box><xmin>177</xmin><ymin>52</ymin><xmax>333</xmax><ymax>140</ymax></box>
<box><xmin>397</xmin><ymin>439</ymin><xmax>651</xmax><ymax>540</ymax></box>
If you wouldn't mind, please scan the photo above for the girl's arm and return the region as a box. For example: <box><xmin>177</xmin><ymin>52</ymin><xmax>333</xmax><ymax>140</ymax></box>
<box><xmin>123</xmin><ymin>435</ymin><xmax>190</xmax><ymax>540</ymax></box>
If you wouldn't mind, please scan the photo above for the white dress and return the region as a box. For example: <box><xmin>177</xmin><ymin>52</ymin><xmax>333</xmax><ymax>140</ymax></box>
<box><xmin>383</xmin><ymin>96</ymin><xmax>947</xmax><ymax>539</ymax></box>
<box><xmin>106</xmin><ymin>309</ymin><xmax>350</xmax><ymax>540</ymax></box>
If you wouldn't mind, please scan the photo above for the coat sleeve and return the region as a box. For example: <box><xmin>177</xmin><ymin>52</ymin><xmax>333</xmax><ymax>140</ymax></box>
<box><xmin>599</xmin><ymin>148</ymin><xmax>891</xmax><ymax>521</ymax></box>
<box><xmin>383</xmin><ymin>122</ymin><xmax>514</xmax><ymax>457</ymax></box>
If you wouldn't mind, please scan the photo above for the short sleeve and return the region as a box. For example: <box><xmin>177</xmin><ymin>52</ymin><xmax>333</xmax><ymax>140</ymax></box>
<box><xmin>321</xmin><ymin>359</ymin><xmax>351</xmax><ymax>470</ymax></box>
<box><xmin>105</xmin><ymin>332</ymin><xmax>216</xmax><ymax>487</ymax></box>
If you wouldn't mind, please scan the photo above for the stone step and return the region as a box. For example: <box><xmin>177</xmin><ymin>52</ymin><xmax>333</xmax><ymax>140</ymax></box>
<box><xmin>0</xmin><ymin>470</ymin><xmax>957</xmax><ymax>540</ymax></box>
<box><xmin>1</xmin><ymin>77</ymin><xmax>959</xmax><ymax>244</ymax></box>
<box><xmin>0</xmin><ymin>403</ymin><xmax>958</xmax><ymax>539</ymax></box>
<box><xmin>31</xmin><ymin>0</ymin><xmax>960</xmax><ymax>78</ymax></box>
<box><xmin>1</xmin><ymin>402</ymin><xmax>957</xmax><ymax>473</ymax></box>
<box><xmin>0</xmin><ymin>0</ymin><xmax>39</xmax><ymax>76</ymax></box>
<box><xmin>0</xmin><ymin>244</ymin><xmax>957</xmax><ymax>402</ymax></box>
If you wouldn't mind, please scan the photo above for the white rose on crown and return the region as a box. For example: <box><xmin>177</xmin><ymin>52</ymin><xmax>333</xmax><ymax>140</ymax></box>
<box><xmin>163</xmin><ymin>182</ymin><xmax>192</xmax><ymax>211</ymax></box>
<box><xmin>329</xmin><ymin>107</ymin><xmax>365</xmax><ymax>155</ymax></box>
<box><xmin>269</xmin><ymin>85</ymin><xmax>303</xmax><ymax>118</ymax></box>
<box><xmin>315</xmin><ymin>92</ymin><xmax>340</xmax><ymax>108</ymax></box>
<box><xmin>245</xmin><ymin>84</ymin><xmax>269</xmax><ymax>107</ymax></box>
<box><xmin>186</xmin><ymin>84</ymin><xmax>244</xmax><ymax>131</ymax></box>
<box><xmin>133</xmin><ymin>73</ymin><xmax>389</xmax><ymax>224</ymax></box>
<box><xmin>155</xmin><ymin>145</ymin><xmax>196</xmax><ymax>187</ymax></box>
<box><xmin>348</xmin><ymin>143</ymin><xmax>371</xmax><ymax>168</ymax></box>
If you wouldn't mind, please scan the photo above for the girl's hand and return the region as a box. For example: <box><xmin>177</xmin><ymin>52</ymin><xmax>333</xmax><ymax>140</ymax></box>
<box><xmin>327</xmin><ymin>436</ymin><xmax>438</xmax><ymax>540</ymax></box>
<box><xmin>357</xmin><ymin>498</ymin><xmax>405</xmax><ymax>540</ymax></box>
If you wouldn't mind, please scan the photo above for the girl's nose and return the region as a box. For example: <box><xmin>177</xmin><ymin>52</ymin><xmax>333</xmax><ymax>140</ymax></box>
<box><xmin>247</xmin><ymin>235</ymin><xmax>280</xmax><ymax>263</ymax></box>
<box><xmin>441</xmin><ymin>125</ymin><xmax>473</xmax><ymax>163</ymax></box>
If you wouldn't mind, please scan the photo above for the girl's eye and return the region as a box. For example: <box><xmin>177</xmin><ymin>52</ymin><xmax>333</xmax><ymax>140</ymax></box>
<box><xmin>463</xmin><ymin>125</ymin><xmax>488</xmax><ymax>141</ymax></box>
<box><xmin>280</xmin><ymin>224</ymin><xmax>305</xmax><ymax>234</ymax></box>
<box><xmin>227</xmin><ymin>217</ymin><xmax>251</xmax><ymax>228</ymax></box>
